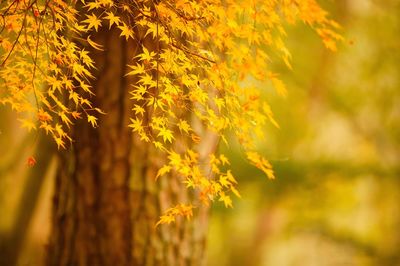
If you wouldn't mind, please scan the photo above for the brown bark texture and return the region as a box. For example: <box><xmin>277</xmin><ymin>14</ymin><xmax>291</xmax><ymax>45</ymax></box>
<box><xmin>47</xmin><ymin>27</ymin><xmax>209</xmax><ymax>266</ymax></box>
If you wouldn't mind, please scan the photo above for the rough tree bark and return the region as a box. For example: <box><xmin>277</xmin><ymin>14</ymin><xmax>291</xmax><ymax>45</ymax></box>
<box><xmin>47</xmin><ymin>27</ymin><xmax>209</xmax><ymax>266</ymax></box>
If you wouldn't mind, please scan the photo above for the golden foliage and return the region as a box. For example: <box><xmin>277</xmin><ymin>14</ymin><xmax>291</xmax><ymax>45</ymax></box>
<box><xmin>0</xmin><ymin>0</ymin><xmax>341</xmax><ymax>225</ymax></box>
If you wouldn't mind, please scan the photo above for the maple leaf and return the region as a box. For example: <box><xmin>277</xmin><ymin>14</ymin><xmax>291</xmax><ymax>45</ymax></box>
<box><xmin>136</xmin><ymin>47</ymin><xmax>156</xmax><ymax>62</ymax></box>
<box><xmin>219</xmin><ymin>192</ymin><xmax>233</xmax><ymax>208</ymax></box>
<box><xmin>156</xmin><ymin>204</ymin><xmax>193</xmax><ymax>226</ymax></box>
<box><xmin>85</xmin><ymin>1</ymin><xmax>101</xmax><ymax>10</ymax></box>
<box><xmin>40</xmin><ymin>122</ymin><xmax>54</xmax><ymax>134</ymax></box>
<box><xmin>87</xmin><ymin>115</ymin><xmax>98</xmax><ymax>128</ymax></box>
<box><xmin>191</xmin><ymin>134</ymin><xmax>201</xmax><ymax>144</ymax></box>
<box><xmin>94</xmin><ymin>108</ymin><xmax>106</xmax><ymax>114</ymax></box>
<box><xmin>126</xmin><ymin>63</ymin><xmax>145</xmax><ymax>76</ymax></box>
<box><xmin>157</xmin><ymin>127</ymin><xmax>174</xmax><ymax>143</ymax></box>
<box><xmin>183</xmin><ymin>178</ymin><xmax>196</xmax><ymax>189</ymax></box>
<box><xmin>104</xmin><ymin>12</ymin><xmax>120</xmax><ymax>29</ymax></box>
<box><xmin>155</xmin><ymin>214</ymin><xmax>175</xmax><ymax>227</ymax></box>
<box><xmin>269</xmin><ymin>73</ymin><xmax>288</xmax><ymax>97</ymax></box>
<box><xmin>246</xmin><ymin>151</ymin><xmax>275</xmax><ymax>179</ymax></box>
<box><xmin>27</xmin><ymin>156</ymin><xmax>37</xmax><ymax>167</ymax></box>
<box><xmin>156</xmin><ymin>165</ymin><xmax>171</xmax><ymax>180</ymax></box>
<box><xmin>219</xmin><ymin>154</ymin><xmax>230</xmax><ymax>165</ymax></box>
<box><xmin>37</xmin><ymin>109</ymin><xmax>52</xmax><ymax>122</ymax></box>
<box><xmin>60</xmin><ymin>112</ymin><xmax>73</xmax><ymax>128</ymax></box>
<box><xmin>128</xmin><ymin>118</ymin><xmax>143</xmax><ymax>132</ymax></box>
<box><xmin>133</xmin><ymin>105</ymin><xmax>145</xmax><ymax>116</ymax></box>
<box><xmin>153</xmin><ymin>141</ymin><xmax>166</xmax><ymax>151</ymax></box>
<box><xmin>87</xmin><ymin>35</ymin><xmax>104</xmax><ymax>51</ymax></box>
<box><xmin>177</xmin><ymin>119</ymin><xmax>191</xmax><ymax>134</ymax></box>
<box><xmin>71</xmin><ymin>111</ymin><xmax>82</xmax><ymax>119</ymax></box>
<box><xmin>118</xmin><ymin>24</ymin><xmax>134</xmax><ymax>40</ymax></box>
<box><xmin>82</xmin><ymin>14</ymin><xmax>102</xmax><ymax>32</ymax></box>
<box><xmin>168</xmin><ymin>151</ymin><xmax>182</xmax><ymax>168</ymax></box>
<box><xmin>18</xmin><ymin>119</ymin><xmax>36</xmax><ymax>132</ymax></box>
<box><xmin>54</xmin><ymin>137</ymin><xmax>66</xmax><ymax>149</ymax></box>
<box><xmin>219</xmin><ymin>175</ymin><xmax>230</xmax><ymax>188</ymax></box>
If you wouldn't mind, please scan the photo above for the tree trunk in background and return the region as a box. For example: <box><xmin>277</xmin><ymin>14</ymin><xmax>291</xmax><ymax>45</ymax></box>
<box><xmin>47</xmin><ymin>28</ymin><xmax>209</xmax><ymax>266</ymax></box>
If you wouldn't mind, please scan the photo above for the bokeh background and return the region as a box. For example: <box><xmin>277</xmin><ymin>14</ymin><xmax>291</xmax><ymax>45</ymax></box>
<box><xmin>1</xmin><ymin>0</ymin><xmax>399</xmax><ymax>265</ymax></box>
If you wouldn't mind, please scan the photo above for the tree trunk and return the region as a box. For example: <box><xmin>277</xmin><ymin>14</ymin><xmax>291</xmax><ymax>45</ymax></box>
<box><xmin>47</xmin><ymin>27</ymin><xmax>209</xmax><ymax>266</ymax></box>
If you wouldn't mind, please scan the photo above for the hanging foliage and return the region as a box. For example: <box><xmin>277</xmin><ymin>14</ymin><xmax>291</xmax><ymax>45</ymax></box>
<box><xmin>0</xmin><ymin>0</ymin><xmax>342</xmax><ymax>224</ymax></box>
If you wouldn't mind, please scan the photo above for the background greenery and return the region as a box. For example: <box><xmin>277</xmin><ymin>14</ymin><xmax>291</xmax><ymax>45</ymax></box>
<box><xmin>207</xmin><ymin>1</ymin><xmax>400</xmax><ymax>265</ymax></box>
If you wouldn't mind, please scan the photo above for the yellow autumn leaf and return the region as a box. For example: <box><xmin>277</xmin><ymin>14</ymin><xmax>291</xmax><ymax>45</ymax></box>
<box><xmin>18</xmin><ymin>119</ymin><xmax>36</xmax><ymax>132</ymax></box>
<box><xmin>54</xmin><ymin>136</ymin><xmax>66</xmax><ymax>149</ymax></box>
<box><xmin>87</xmin><ymin>35</ymin><xmax>104</xmax><ymax>51</ymax></box>
<box><xmin>104</xmin><ymin>12</ymin><xmax>120</xmax><ymax>29</ymax></box>
<box><xmin>82</xmin><ymin>13</ymin><xmax>102</xmax><ymax>31</ymax></box>
<box><xmin>87</xmin><ymin>115</ymin><xmax>98</xmax><ymax>128</ymax></box>
<box><xmin>177</xmin><ymin>119</ymin><xmax>191</xmax><ymax>134</ymax></box>
<box><xmin>246</xmin><ymin>151</ymin><xmax>275</xmax><ymax>179</ymax></box>
<box><xmin>128</xmin><ymin>118</ymin><xmax>143</xmax><ymax>132</ymax></box>
<box><xmin>156</xmin><ymin>165</ymin><xmax>171</xmax><ymax>180</ymax></box>
<box><xmin>118</xmin><ymin>23</ymin><xmax>134</xmax><ymax>40</ymax></box>
<box><xmin>219</xmin><ymin>192</ymin><xmax>233</xmax><ymax>208</ymax></box>
<box><xmin>157</xmin><ymin>127</ymin><xmax>174</xmax><ymax>143</ymax></box>
<box><xmin>136</xmin><ymin>47</ymin><xmax>156</xmax><ymax>62</ymax></box>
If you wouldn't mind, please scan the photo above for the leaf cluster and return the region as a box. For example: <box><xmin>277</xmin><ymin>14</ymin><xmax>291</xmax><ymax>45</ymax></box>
<box><xmin>0</xmin><ymin>0</ymin><xmax>342</xmax><ymax>225</ymax></box>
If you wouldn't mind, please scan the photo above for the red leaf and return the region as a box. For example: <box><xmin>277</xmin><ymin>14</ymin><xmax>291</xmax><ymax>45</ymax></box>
<box><xmin>27</xmin><ymin>156</ymin><xmax>36</xmax><ymax>167</ymax></box>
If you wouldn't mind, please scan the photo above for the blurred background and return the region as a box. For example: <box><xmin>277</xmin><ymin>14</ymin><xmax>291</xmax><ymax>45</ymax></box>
<box><xmin>1</xmin><ymin>0</ymin><xmax>399</xmax><ymax>265</ymax></box>
<box><xmin>207</xmin><ymin>0</ymin><xmax>400</xmax><ymax>265</ymax></box>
